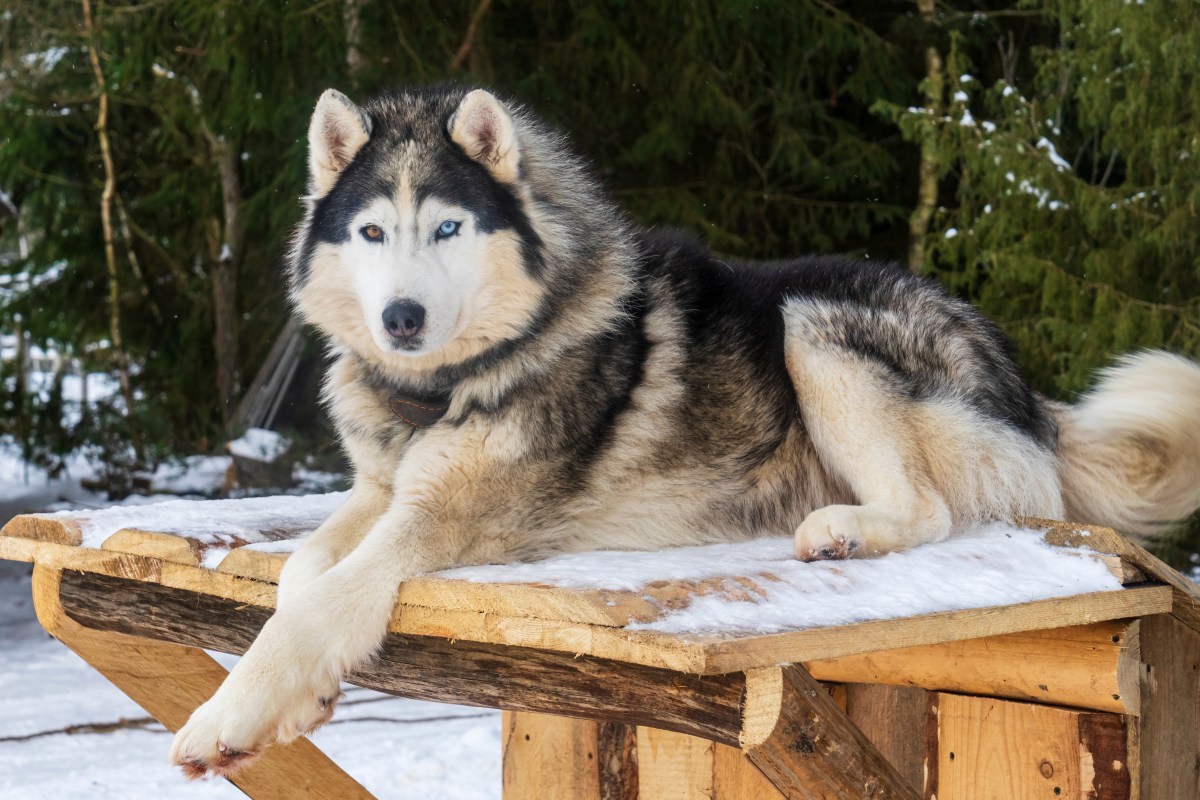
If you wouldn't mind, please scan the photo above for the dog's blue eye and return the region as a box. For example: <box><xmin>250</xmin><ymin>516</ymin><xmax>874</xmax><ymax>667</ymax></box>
<box><xmin>435</xmin><ymin>220</ymin><xmax>460</xmax><ymax>241</ymax></box>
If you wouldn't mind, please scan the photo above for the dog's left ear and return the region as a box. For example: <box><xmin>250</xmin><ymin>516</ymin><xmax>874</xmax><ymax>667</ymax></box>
<box><xmin>449</xmin><ymin>89</ymin><xmax>520</xmax><ymax>184</ymax></box>
<box><xmin>308</xmin><ymin>89</ymin><xmax>372</xmax><ymax>196</ymax></box>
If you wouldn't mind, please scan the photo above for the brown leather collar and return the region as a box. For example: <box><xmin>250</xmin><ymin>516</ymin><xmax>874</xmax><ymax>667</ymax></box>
<box><xmin>388</xmin><ymin>392</ymin><xmax>451</xmax><ymax>429</ymax></box>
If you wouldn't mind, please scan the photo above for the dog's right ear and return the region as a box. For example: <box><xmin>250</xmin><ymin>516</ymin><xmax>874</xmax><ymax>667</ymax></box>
<box><xmin>308</xmin><ymin>89</ymin><xmax>371</xmax><ymax>196</ymax></box>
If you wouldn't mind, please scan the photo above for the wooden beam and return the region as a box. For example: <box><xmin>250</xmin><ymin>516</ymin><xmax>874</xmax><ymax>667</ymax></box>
<box><xmin>56</xmin><ymin>569</ymin><xmax>747</xmax><ymax>746</ymax></box>
<box><xmin>30</xmin><ymin>567</ymin><xmax>373</xmax><ymax>800</ymax></box>
<box><xmin>807</xmin><ymin>620</ymin><xmax>1140</xmax><ymax>715</ymax></box>
<box><xmin>740</xmin><ymin>665</ymin><xmax>921</xmax><ymax>800</ymax></box>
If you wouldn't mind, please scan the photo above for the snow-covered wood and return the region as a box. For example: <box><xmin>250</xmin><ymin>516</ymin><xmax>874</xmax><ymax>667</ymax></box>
<box><xmin>0</xmin><ymin>500</ymin><xmax>1178</xmax><ymax>676</ymax></box>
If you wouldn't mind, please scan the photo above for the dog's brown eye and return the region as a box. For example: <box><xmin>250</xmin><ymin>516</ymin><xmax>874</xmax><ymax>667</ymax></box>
<box><xmin>360</xmin><ymin>224</ymin><xmax>383</xmax><ymax>242</ymax></box>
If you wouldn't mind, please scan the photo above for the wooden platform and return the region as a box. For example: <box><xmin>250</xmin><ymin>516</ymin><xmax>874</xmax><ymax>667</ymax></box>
<box><xmin>3</xmin><ymin>505</ymin><xmax>1200</xmax><ymax>799</ymax></box>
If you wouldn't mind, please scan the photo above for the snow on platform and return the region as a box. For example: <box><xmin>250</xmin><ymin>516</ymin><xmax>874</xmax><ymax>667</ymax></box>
<box><xmin>444</xmin><ymin>522</ymin><xmax>1124</xmax><ymax>635</ymax></box>
<box><xmin>38</xmin><ymin>492</ymin><xmax>1125</xmax><ymax>637</ymax></box>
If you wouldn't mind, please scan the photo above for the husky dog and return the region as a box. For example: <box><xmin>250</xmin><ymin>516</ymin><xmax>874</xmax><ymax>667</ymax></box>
<box><xmin>170</xmin><ymin>84</ymin><xmax>1200</xmax><ymax>776</ymax></box>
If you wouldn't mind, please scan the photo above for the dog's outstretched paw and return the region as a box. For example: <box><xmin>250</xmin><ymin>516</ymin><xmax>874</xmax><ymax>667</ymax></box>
<box><xmin>169</xmin><ymin>699</ymin><xmax>267</xmax><ymax>779</ymax></box>
<box><xmin>169</xmin><ymin>681</ymin><xmax>341</xmax><ymax>778</ymax></box>
<box><xmin>794</xmin><ymin>505</ymin><xmax>869</xmax><ymax>561</ymax></box>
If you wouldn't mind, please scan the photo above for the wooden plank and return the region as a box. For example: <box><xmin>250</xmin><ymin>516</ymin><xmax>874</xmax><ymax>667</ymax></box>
<box><xmin>637</xmin><ymin>726</ymin><xmax>713</xmax><ymax>800</ymax></box>
<box><xmin>933</xmin><ymin>693</ymin><xmax>1129</xmax><ymax>800</ymax></box>
<box><xmin>741</xmin><ymin>664</ymin><xmax>920</xmax><ymax>800</ymax></box>
<box><xmin>713</xmin><ymin>742</ymin><xmax>787</xmax><ymax>799</ymax></box>
<box><xmin>1033</xmin><ymin>517</ymin><xmax>1200</xmax><ymax>634</ymax></box>
<box><xmin>808</xmin><ymin>620</ymin><xmax>1140</xmax><ymax>715</ymax></box>
<box><xmin>1135</xmin><ymin>614</ymin><xmax>1200</xmax><ymax>799</ymax></box>
<box><xmin>30</xmin><ymin>567</ymin><xmax>373</xmax><ymax>800</ymax></box>
<box><xmin>844</xmin><ymin>684</ymin><xmax>928</xmax><ymax>792</ymax></box>
<box><xmin>697</xmin><ymin>586</ymin><xmax>1172</xmax><ymax>674</ymax></box>
<box><xmin>0</xmin><ymin>513</ymin><xmax>82</xmax><ymax>545</ymax></box>
<box><xmin>598</xmin><ymin>722</ymin><xmax>639</xmax><ymax>800</ymax></box>
<box><xmin>503</xmin><ymin>711</ymin><xmax>600</xmax><ymax>800</ymax></box>
<box><xmin>57</xmin><ymin>570</ymin><xmax>748</xmax><ymax>746</ymax></box>
<box><xmin>101</xmin><ymin>529</ymin><xmax>202</xmax><ymax>566</ymax></box>
<box><xmin>215</xmin><ymin>547</ymin><xmax>290</xmax><ymax>583</ymax></box>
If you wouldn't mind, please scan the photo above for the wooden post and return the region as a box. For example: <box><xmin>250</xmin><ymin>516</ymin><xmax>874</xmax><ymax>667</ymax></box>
<box><xmin>845</xmin><ymin>684</ymin><xmax>928</xmax><ymax>792</ymax></box>
<box><xmin>503</xmin><ymin>711</ymin><xmax>600</xmax><ymax>800</ymax></box>
<box><xmin>1135</xmin><ymin>614</ymin><xmax>1200</xmax><ymax>798</ymax></box>
<box><xmin>31</xmin><ymin>567</ymin><xmax>373</xmax><ymax>800</ymax></box>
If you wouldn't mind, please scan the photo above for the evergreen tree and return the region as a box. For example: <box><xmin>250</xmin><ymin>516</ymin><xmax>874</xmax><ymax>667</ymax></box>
<box><xmin>882</xmin><ymin>0</ymin><xmax>1200</xmax><ymax>552</ymax></box>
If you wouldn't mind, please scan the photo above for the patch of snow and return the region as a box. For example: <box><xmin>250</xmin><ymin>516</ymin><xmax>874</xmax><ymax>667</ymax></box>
<box><xmin>953</xmin><ymin>90</ymin><xmax>969</xmax><ymax>102</ymax></box>
<box><xmin>944</xmin><ymin>228</ymin><xmax>959</xmax><ymax>239</ymax></box>
<box><xmin>443</xmin><ymin>523</ymin><xmax>1123</xmax><ymax>636</ymax></box>
<box><xmin>50</xmin><ymin>492</ymin><xmax>346</xmax><ymax>552</ymax></box>
<box><xmin>1037</xmin><ymin>137</ymin><xmax>1072</xmax><ymax>172</ymax></box>
<box><xmin>227</xmin><ymin>428</ymin><xmax>289</xmax><ymax>462</ymax></box>
<box><xmin>293</xmin><ymin>465</ymin><xmax>348</xmax><ymax>493</ymax></box>
<box><xmin>21</xmin><ymin>47</ymin><xmax>70</xmax><ymax>71</ymax></box>
<box><xmin>150</xmin><ymin>456</ymin><xmax>232</xmax><ymax>496</ymax></box>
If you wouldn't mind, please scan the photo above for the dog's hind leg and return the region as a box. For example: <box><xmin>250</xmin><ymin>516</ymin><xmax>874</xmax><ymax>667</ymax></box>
<box><xmin>783</xmin><ymin>302</ymin><xmax>952</xmax><ymax>560</ymax></box>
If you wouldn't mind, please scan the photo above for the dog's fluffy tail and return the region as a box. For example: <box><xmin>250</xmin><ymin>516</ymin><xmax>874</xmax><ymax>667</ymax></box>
<box><xmin>1052</xmin><ymin>350</ymin><xmax>1200</xmax><ymax>538</ymax></box>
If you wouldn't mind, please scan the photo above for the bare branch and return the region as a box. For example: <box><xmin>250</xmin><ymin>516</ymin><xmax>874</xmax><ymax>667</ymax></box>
<box><xmin>448</xmin><ymin>0</ymin><xmax>492</xmax><ymax>73</ymax></box>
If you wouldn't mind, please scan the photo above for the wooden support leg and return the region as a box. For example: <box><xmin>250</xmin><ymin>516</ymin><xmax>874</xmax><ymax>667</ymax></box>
<box><xmin>741</xmin><ymin>665</ymin><xmax>921</xmax><ymax>800</ymax></box>
<box><xmin>31</xmin><ymin>566</ymin><xmax>374</xmax><ymax>800</ymax></box>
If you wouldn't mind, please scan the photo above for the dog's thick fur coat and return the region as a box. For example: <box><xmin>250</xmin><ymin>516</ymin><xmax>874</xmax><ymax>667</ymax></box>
<box><xmin>171</xmin><ymin>85</ymin><xmax>1200</xmax><ymax>776</ymax></box>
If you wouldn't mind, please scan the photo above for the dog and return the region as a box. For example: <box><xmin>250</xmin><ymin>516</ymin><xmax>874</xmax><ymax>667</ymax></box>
<box><xmin>170</xmin><ymin>84</ymin><xmax>1200</xmax><ymax>776</ymax></box>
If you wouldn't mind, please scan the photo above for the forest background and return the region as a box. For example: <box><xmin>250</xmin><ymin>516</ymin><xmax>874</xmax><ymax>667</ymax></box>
<box><xmin>1</xmin><ymin>0</ymin><xmax>1198</xmax><ymax>557</ymax></box>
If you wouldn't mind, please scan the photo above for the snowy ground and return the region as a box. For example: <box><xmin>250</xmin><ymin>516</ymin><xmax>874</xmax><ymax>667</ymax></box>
<box><xmin>0</xmin><ymin>449</ymin><xmax>502</xmax><ymax>799</ymax></box>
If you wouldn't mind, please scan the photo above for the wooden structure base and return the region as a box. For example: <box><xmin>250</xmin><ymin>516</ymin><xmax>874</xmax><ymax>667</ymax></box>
<box><xmin>3</xmin><ymin>512</ymin><xmax>1200</xmax><ymax>798</ymax></box>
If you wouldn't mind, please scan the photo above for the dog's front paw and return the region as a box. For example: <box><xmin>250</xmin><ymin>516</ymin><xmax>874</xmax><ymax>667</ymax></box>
<box><xmin>794</xmin><ymin>505</ymin><xmax>868</xmax><ymax>561</ymax></box>
<box><xmin>169</xmin><ymin>677</ymin><xmax>341</xmax><ymax>779</ymax></box>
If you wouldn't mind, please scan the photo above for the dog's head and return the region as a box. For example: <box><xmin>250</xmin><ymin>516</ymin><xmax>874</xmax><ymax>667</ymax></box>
<box><xmin>289</xmin><ymin>86</ymin><xmax>568</xmax><ymax>378</ymax></box>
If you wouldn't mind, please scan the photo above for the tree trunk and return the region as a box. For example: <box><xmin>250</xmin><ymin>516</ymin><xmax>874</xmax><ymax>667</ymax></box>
<box><xmin>344</xmin><ymin>0</ymin><xmax>367</xmax><ymax>76</ymax></box>
<box><xmin>82</xmin><ymin>0</ymin><xmax>141</xmax><ymax>458</ymax></box>
<box><xmin>906</xmin><ymin>0</ymin><xmax>943</xmax><ymax>274</ymax></box>
<box><xmin>204</xmin><ymin>136</ymin><xmax>243</xmax><ymax>428</ymax></box>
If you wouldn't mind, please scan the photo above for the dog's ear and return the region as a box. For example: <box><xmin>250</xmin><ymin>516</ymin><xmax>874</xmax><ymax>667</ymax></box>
<box><xmin>448</xmin><ymin>89</ymin><xmax>520</xmax><ymax>184</ymax></box>
<box><xmin>308</xmin><ymin>89</ymin><xmax>371</xmax><ymax>196</ymax></box>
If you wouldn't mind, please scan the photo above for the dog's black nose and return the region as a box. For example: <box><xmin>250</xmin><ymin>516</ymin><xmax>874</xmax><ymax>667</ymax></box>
<box><xmin>382</xmin><ymin>300</ymin><xmax>426</xmax><ymax>339</ymax></box>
